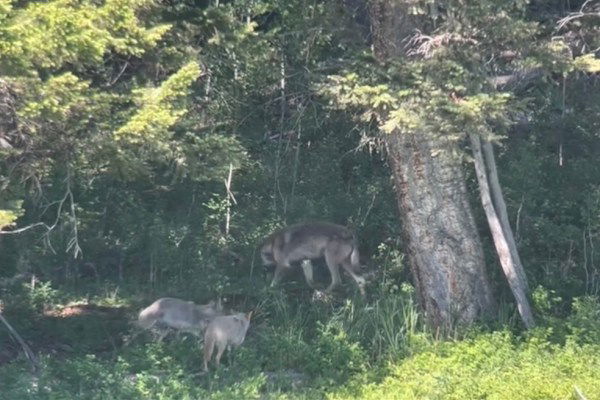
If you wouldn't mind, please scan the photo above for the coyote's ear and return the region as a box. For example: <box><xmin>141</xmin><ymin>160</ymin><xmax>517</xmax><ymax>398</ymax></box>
<box><xmin>246</xmin><ymin>310</ymin><xmax>253</xmax><ymax>321</ymax></box>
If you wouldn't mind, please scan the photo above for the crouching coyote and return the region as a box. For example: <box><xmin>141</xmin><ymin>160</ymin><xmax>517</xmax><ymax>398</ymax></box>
<box><xmin>260</xmin><ymin>222</ymin><xmax>367</xmax><ymax>295</ymax></box>
<box><xmin>203</xmin><ymin>312</ymin><xmax>252</xmax><ymax>371</ymax></box>
<box><xmin>137</xmin><ymin>297</ymin><xmax>223</xmax><ymax>342</ymax></box>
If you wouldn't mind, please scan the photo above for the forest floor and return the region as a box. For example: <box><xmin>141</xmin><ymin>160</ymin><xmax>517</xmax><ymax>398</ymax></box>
<box><xmin>1</xmin><ymin>280</ymin><xmax>599</xmax><ymax>400</ymax></box>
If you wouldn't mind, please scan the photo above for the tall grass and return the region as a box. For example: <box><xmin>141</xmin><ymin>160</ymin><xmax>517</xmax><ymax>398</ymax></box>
<box><xmin>2</xmin><ymin>278</ymin><xmax>600</xmax><ymax>400</ymax></box>
<box><xmin>331</xmin><ymin>292</ymin><xmax>425</xmax><ymax>361</ymax></box>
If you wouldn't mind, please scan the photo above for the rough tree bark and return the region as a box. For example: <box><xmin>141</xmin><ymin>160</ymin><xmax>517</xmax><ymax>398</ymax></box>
<box><xmin>385</xmin><ymin>132</ymin><xmax>496</xmax><ymax>328</ymax></box>
<box><xmin>368</xmin><ymin>1</ymin><xmax>496</xmax><ymax>328</ymax></box>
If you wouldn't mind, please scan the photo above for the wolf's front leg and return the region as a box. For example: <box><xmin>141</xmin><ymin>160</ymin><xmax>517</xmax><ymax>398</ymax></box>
<box><xmin>301</xmin><ymin>259</ymin><xmax>318</xmax><ymax>288</ymax></box>
<box><xmin>270</xmin><ymin>263</ymin><xmax>288</xmax><ymax>287</ymax></box>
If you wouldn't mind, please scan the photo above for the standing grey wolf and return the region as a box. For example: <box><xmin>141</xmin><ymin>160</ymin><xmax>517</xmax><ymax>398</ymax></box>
<box><xmin>203</xmin><ymin>311</ymin><xmax>252</xmax><ymax>371</ymax></box>
<box><xmin>260</xmin><ymin>222</ymin><xmax>367</xmax><ymax>295</ymax></box>
<box><xmin>137</xmin><ymin>297</ymin><xmax>223</xmax><ymax>342</ymax></box>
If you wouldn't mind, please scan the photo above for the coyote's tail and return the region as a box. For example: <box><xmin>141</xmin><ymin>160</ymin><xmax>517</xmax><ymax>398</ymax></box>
<box><xmin>350</xmin><ymin>235</ymin><xmax>360</xmax><ymax>270</ymax></box>
<box><xmin>137</xmin><ymin>305</ymin><xmax>162</xmax><ymax>330</ymax></box>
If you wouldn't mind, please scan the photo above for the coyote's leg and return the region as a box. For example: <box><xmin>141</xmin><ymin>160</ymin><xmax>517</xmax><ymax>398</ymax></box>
<box><xmin>203</xmin><ymin>336</ymin><xmax>215</xmax><ymax>372</ymax></box>
<box><xmin>214</xmin><ymin>343</ymin><xmax>226</xmax><ymax>368</ymax></box>
<box><xmin>157</xmin><ymin>328</ymin><xmax>169</xmax><ymax>343</ymax></box>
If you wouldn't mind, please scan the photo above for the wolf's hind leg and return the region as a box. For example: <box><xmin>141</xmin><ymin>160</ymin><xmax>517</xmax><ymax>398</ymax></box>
<box><xmin>324</xmin><ymin>250</ymin><xmax>342</xmax><ymax>293</ymax></box>
<box><xmin>342</xmin><ymin>260</ymin><xmax>366</xmax><ymax>296</ymax></box>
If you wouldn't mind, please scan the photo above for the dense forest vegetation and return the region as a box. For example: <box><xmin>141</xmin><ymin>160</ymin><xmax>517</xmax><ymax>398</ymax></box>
<box><xmin>1</xmin><ymin>0</ymin><xmax>599</xmax><ymax>398</ymax></box>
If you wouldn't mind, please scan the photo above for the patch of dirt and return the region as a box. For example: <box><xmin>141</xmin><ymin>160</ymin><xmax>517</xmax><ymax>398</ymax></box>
<box><xmin>1</xmin><ymin>303</ymin><xmax>132</xmax><ymax>368</ymax></box>
<box><xmin>43</xmin><ymin>303</ymin><xmax>128</xmax><ymax>318</ymax></box>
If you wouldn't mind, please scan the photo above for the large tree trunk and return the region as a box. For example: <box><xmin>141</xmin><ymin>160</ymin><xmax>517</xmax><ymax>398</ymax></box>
<box><xmin>385</xmin><ymin>132</ymin><xmax>495</xmax><ymax>328</ymax></box>
<box><xmin>369</xmin><ymin>1</ymin><xmax>496</xmax><ymax>328</ymax></box>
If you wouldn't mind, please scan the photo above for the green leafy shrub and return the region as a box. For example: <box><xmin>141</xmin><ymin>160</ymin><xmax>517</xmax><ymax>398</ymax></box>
<box><xmin>304</xmin><ymin>321</ymin><xmax>367</xmax><ymax>384</ymax></box>
<box><xmin>327</xmin><ymin>331</ymin><xmax>600</xmax><ymax>400</ymax></box>
<box><xmin>566</xmin><ymin>296</ymin><xmax>600</xmax><ymax>345</ymax></box>
<box><xmin>27</xmin><ymin>280</ymin><xmax>59</xmax><ymax>312</ymax></box>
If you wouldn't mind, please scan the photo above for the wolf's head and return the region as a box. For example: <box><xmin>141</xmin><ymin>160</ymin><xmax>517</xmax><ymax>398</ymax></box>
<box><xmin>259</xmin><ymin>239</ymin><xmax>275</xmax><ymax>266</ymax></box>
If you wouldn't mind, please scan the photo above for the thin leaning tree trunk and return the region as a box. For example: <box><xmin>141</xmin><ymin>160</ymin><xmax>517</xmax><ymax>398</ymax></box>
<box><xmin>0</xmin><ymin>312</ymin><xmax>39</xmax><ymax>373</ymax></box>
<box><xmin>470</xmin><ymin>133</ymin><xmax>535</xmax><ymax>329</ymax></box>
<box><xmin>481</xmin><ymin>140</ymin><xmax>529</xmax><ymax>292</ymax></box>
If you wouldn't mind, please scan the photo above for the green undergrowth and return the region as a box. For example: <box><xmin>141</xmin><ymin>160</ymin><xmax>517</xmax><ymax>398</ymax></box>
<box><xmin>2</xmin><ymin>331</ymin><xmax>598</xmax><ymax>400</ymax></box>
<box><xmin>326</xmin><ymin>332</ymin><xmax>600</xmax><ymax>400</ymax></box>
<box><xmin>1</xmin><ymin>282</ymin><xmax>599</xmax><ymax>400</ymax></box>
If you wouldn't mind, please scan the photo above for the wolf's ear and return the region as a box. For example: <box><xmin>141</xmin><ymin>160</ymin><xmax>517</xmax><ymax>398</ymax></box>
<box><xmin>246</xmin><ymin>310</ymin><xmax>253</xmax><ymax>321</ymax></box>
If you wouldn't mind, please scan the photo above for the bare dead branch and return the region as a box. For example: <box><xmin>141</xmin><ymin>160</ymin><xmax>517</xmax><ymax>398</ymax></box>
<box><xmin>0</xmin><ymin>222</ymin><xmax>49</xmax><ymax>235</ymax></box>
<box><xmin>359</xmin><ymin>192</ymin><xmax>378</xmax><ymax>228</ymax></box>
<box><xmin>515</xmin><ymin>195</ymin><xmax>524</xmax><ymax>243</ymax></box>
<box><xmin>224</xmin><ymin>163</ymin><xmax>236</xmax><ymax>237</ymax></box>
<box><xmin>557</xmin><ymin>0</ymin><xmax>600</xmax><ymax>31</ymax></box>
<box><xmin>1</xmin><ymin>170</ymin><xmax>81</xmax><ymax>257</ymax></box>
<box><xmin>106</xmin><ymin>62</ymin><xmax>129</xmax><ymax>87</ymax></box>
<box><xmin>406</xmin><ymin>30</ymin><xmax>478</xmax><ymax>58</ymax></box>
<box><xmin>0</xmin><ymin>311</ymin><xmax>39</xmax><ymax>373</ymax></box>
<box><xmin>65</xmin><ymin>185</ymin><xmax>82</xmax><ymax>258</ymax></box>
<box><xmin>488</xmin><ymin>68</ymin><xmax>545</xmax><ymax>90</ymax></box>
<box><xmin>574</xmin><ymin>385</ymin><xmax>589</xmax><ymax>400</ymax></box>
